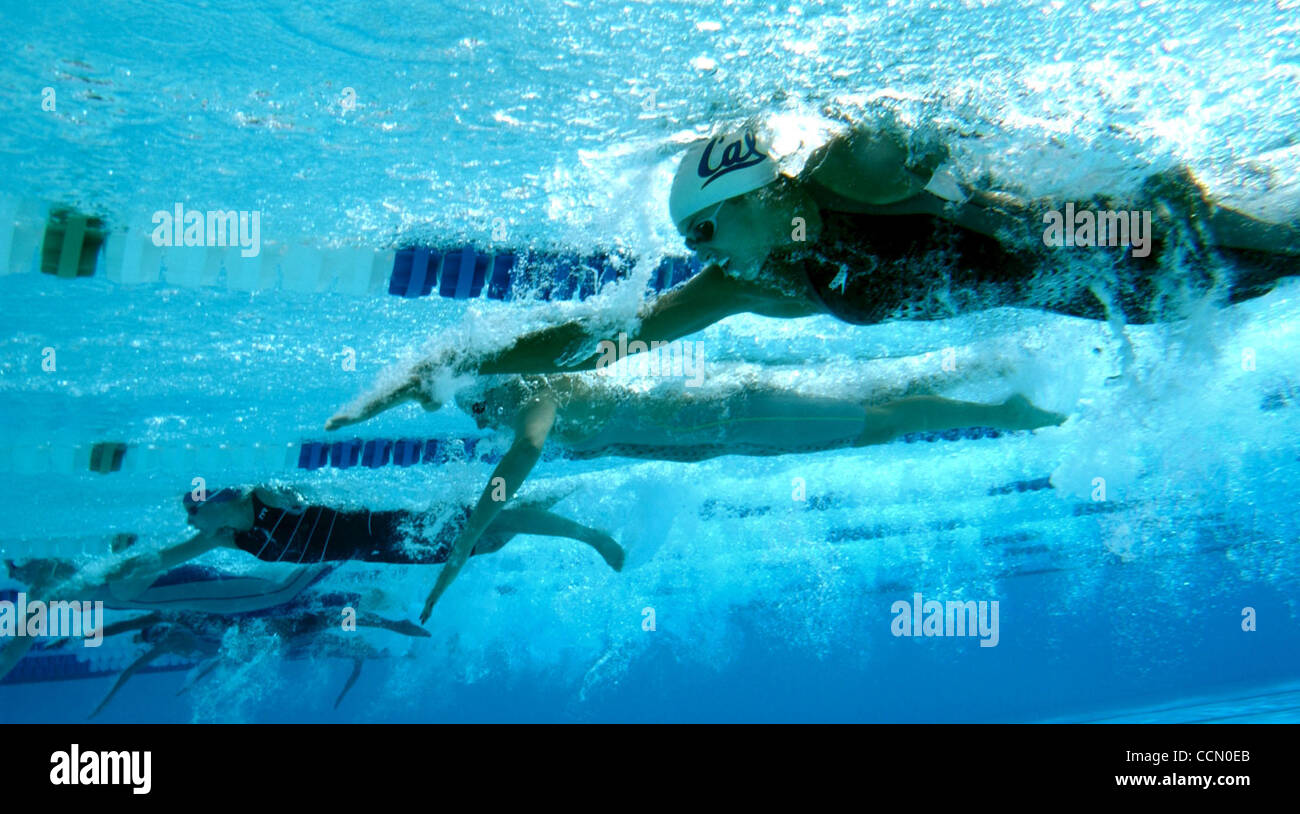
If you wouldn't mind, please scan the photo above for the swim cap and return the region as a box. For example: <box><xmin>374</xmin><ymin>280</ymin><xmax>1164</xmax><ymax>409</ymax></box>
<box><xmin>182</xmin><ymin>487</ymin><xmax>242</xmax><ymax>514</ymax></box>
<box><xmin>669</xmin><ymin>131</ymin><xmax>780</xmax><ymax>230</ymax></box>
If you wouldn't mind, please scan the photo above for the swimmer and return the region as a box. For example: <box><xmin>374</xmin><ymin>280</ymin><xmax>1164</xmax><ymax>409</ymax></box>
<box><xmin>411</xmin><ymin>363</ymin><xmax>1067</xmax><ymax>623</ymax></box>
<box><xmin>0</xmin><ymin>486</ymin><xmax>622</xmax><ymax>678</ymax></box>
<box><xmin>84</xmin><ymin>599</ymin><xmax>422</xmax><ymax>717</ymax></box>
<box><xmin>167</xmin><ymin>485</ymin><xmax>622</xmax><ymax>572</ymax></box>
<box><xmin>326</xmin><ymin>124</ymin><xmax>1299</xmax><ymax>432</ymax></box>
<box><xmin>0</xmin><ymin>555</ymin><xmax>334</xmax><ymax>681</ymax></box>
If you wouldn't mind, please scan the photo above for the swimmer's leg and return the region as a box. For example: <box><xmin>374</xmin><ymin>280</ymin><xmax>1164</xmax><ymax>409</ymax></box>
<box><xmin>856</xmin><ymin>394</ymin><xmax>1067</xmax><ymax>446</ymax></box>
<box><xmin>335</xmin><ymin>658</ymin><xmax>365</xmax><ymax>709</ymax></box>
<box><xmin>46</xmin><ymin>613</ymin><xmax>162</xmax><ymax>650</ymax></box>
<box><xmin>177</xmin><ymin>657</ymin><xmax>223</xmax><ymax>696</ymax></box>
<box><xmin>488</xmin><ymin>508</ymin><xmax>625</xmax><ymax>572</ymax></box>
<box><xmin>355</xmin><ymin>612</ymin><xmax>432</xmax><ymax>639</ymax></box>
<box><xmin>89</xmin><ymin>643</ymin><xmax>168</xmax><ymax>719</ymax></box>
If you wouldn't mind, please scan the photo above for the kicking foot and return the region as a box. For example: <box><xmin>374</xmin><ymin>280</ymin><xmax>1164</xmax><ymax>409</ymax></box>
<box><xmin>594</xmin><ymin>538</ymin><xmax>625</xmax><ymax>572</ymax></box>
<box><xmin>1001</xmin><ymin>394</ymin><xmax>1068</xmax><ymax>431</ymax></box>
<box><xmin>385</xmin><ymin>619</ymin><xmax>433</xmax><ymax>639</ymax></box>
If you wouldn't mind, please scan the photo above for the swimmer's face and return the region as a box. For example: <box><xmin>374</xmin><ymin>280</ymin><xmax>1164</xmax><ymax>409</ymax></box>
<box><xmin>680</xmin><ymin>184</ymin><xmax>821</xmax><ymax>275</ymax></box>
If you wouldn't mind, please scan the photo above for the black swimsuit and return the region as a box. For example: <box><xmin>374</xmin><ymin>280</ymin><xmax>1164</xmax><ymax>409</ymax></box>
<box><xmin>231</xmin><ymin>493</ymin><xmax>473</xmax><ymax>565</ymax></box>
<box><xmin>779</xmin><ymin>192</ymin><xmax>1294</xmax><ymax>326</ymax></box>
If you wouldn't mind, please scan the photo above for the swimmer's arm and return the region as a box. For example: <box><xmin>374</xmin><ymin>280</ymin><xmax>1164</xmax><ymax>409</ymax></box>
<box><xmin>479</xmin><ymin>265</ymin><xmax>815</xmax><ymax>373</ymax></box>
<box><xmin>253</xmin><ymin>486</ymin><xmax>308</xmax><ymax>511</ymax></box>
<box><xmin>325</xmin><ymin>267</ymin><xmax>796</xmax><ymax>430</ymax></box>
<box><xmin>419</xmin><ymin>395</ymin><xmax>558</xmax><ymax>623</ymax></box>
<box><xmin>803</xmin><ymin>129</ymin><xmax>943</xmax><ymax>207</ymax></box>
<box><xmin>100</xmin><ymin>531</ymin><xmax>229</xmax><ymax>601</ymax></box>
<box><xmin>11</xmin><ymin>531</ymin><xmax>219</xmax><ymax>609</ymax></box>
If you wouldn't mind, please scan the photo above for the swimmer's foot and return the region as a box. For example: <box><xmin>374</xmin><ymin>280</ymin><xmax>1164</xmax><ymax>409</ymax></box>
<box><xmin>592</xmin><ymin>535</ymin><xmax>625</xmax><ymax>572</ymax></box>
<box><xmin>383</xmin><ymin>619</ymin><xmax>433</xmax><ymax>639</ymax></box>
<box><xmin>1000</xmin><ymin>394</ymin><xmax>1068</xmax><ymax>431</ymax></box>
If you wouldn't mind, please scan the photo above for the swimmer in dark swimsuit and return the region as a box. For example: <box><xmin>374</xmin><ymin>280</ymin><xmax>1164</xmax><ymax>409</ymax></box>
<box><xmin>326</xmin><ymin>124</ymin><xmax>1299</xmax><ymax>431</ymax></box>
<box><xmin>172</xmin><ymin>485</ymin><xmax>623</xmax><ymax>573</ymax></box>
<box><xmin>0</xmin><ymin>551</ymin><xmax>338</xmax><ymax>682</ymax></box>
<box><xmin>397</xmin><ymin>356</ymin><xmax>1066</xmax><ymax>623</ymax></box>
<box><xmin>82</xmin><ymin>593</ymin><xmax>428</xmax><ymax>717</ymax></box>
<box><xmin>0</xmin><ymin>485</ymin><xmax>623</xmax><ymax>672</ymax></box>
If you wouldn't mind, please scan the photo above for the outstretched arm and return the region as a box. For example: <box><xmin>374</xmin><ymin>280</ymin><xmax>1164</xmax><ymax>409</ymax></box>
<box><xmin>325</xmin><ymin>266</ymin><xmax>810</xmax><ymax>431</ymax></box>
<box><xmin>100</xmin><ymin>531</ymin><xmax>228</xmax><ymax>602</ymax></box>
<box><xmin>478</xmin><ymin>264</ymin><xmax>788</xmax><ymax>374</ymax></box>
<box><xmin>419</xmin><ymin>395</ymin><xmax>558</xmax><ymax>623</ymax></box>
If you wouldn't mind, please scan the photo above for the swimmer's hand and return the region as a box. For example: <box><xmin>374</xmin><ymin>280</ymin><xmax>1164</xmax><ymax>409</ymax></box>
<box><xmin>325</xmin><ymin>374</ymin><xmax>442</xmax><ymax>431</ymax></box>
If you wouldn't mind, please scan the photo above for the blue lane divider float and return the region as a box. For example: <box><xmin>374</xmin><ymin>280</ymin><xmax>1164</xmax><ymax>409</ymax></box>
<box><xmin>296</xmin><ymin>436</ymin><xmax>522</xmax><ymax>470</ymax></box>
<box><xmin>388</xmin><ymin>245</ymin><xmax>700</xmax><ymax>302</ymax></box>
<box><xmin>3</xmin><ymin>196</ymin><xmax>704</xmax><ymax>301</ymax></box>
<box><xmin>0</xmin><ymin>647</ymin><xmax>196</xmax><ymax>686</ymax></box>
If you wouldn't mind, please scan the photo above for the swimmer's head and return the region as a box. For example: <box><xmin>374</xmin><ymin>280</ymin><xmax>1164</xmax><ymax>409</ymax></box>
<box><xmin>182</xmin><ymin>487</ymin><xmax>253</xmax><ymax>533</ymax></box>
<box><xmin>670</xmin><ymin>130</ymin><xmax>820</xmax><ymax>275</ymax></box>
<box><xmin>670</xmin><ymin>131</ymin><xmax>780</xmax><ymax>229</ymax></box>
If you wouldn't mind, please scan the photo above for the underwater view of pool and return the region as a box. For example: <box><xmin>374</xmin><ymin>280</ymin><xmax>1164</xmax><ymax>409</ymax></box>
<box><xmin>1</xmin><ymin>0</ymin><xmax>1298</xmax><ymax>727</ymax></box>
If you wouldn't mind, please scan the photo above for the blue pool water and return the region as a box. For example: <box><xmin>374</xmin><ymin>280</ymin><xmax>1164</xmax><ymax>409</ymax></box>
<box><xmin>1</xmin><ymin>0</ymin><xmax>1299</xmax><ymax>723</ymax></box>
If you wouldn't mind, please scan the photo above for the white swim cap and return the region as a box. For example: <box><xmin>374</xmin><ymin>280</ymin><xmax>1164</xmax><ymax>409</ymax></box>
<box><xmin>668</xmin><ymin>131</ymin><xmax>781</xmax><ymax>230</ymax></box>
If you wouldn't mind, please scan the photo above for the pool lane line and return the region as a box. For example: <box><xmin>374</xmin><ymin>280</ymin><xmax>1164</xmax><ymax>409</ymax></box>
<box><xmin>0</xmin><ymin>426</ymin><xmax>1024</xmax><ymax>477</ymax></box>
<box><xmin>0</xmin><ymin>196</ymin><xmax>701</xmax><ymax>301</ymax></box>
